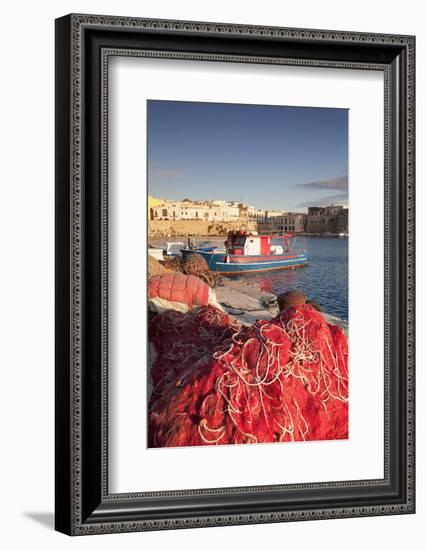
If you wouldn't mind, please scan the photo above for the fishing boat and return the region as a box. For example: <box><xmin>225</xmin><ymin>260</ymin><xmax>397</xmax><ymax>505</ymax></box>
<box><xmin>181</xmin><ymin>230</ymin><xmax>308</xmax><ymax>274</ymax></box>
<box><xmin>148</xmin><ymin>240</ymin><xmax>185</xmax><ymax>260</ymax></box>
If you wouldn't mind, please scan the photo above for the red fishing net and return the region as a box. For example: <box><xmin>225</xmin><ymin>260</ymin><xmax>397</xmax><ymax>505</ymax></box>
<box><xmin>148</xmin><ymin>272</ymin><xmax>210</xmax><ymax>309</ymax></box>
<box><xmin>148</xmin><ymin>304</ymin><xmax>348</xmax><ymax>447</ymax></box>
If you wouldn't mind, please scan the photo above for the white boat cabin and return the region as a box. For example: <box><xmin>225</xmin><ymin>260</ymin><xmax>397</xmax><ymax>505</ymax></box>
<box><xmin>225</xmin><ymin>231</ymin><xmax>291</xmax><ymax>257</ymax></box>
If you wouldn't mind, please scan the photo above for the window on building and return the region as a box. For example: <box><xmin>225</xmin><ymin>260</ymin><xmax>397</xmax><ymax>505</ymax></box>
<box><xmin>162</xmin><ymin>209</ymin><xmax>167</xmax><ymax>217</ymax></box>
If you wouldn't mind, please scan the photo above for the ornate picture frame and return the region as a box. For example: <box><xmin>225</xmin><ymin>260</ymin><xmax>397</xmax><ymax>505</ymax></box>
<box><xmin>55</xmin><ymin>14</ymin><xmax>415</xmax><ymax>535</ymax></box>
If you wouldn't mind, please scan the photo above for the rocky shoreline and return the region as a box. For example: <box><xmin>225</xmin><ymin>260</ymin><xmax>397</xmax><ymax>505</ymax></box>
<box><xmin>215</xmin><ymin>277</ymin><xmax>348</xmax><ymax>334</ymax></box>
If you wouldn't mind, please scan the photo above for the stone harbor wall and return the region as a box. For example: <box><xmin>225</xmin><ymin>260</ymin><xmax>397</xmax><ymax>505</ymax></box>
<box><xmin>148</xmin><ymin>219</ymin><xmax>257</xmax><ymax>237</ymax></box>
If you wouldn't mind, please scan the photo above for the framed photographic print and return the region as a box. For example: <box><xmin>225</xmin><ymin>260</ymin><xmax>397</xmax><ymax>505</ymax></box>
<box><xmin>55</xmin><ymin>14</ymin><xmax>415</xmax><ymax>535</ymax></box>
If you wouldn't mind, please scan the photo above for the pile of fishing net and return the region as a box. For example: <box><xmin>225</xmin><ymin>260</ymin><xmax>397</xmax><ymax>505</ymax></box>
<box><xmin>161</xmin><ymin>252</ymin><xmax>220</xmax><ymax>287</ymax></box>
<box><xmin>161</xmin><ymin>255</ymin><xmax>183</xmax><ymax>273</ymax></box>
<box><xmin>148</xmin><ymin>254</ymin><xmax>170</xmax><ymax>278</ymax></box>
<box><xmin>148</xmin><ymin>272</ymin><xmax>223</xmax><ymax>314</ymax></box>
<box><xmin>148</xmin><ymin>303</ymin><xmax>349</xmax><ymax>447</ymax></box>
<box><xmin>183</xmin><ymin>253</ymin><xmax>221</xmax><ymax>286</ymax></box>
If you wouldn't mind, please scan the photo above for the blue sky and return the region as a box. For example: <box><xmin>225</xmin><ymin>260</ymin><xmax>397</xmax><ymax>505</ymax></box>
<box><xmin>147</xmin><ymin>100</ymin><xmax>348</xmax><ymax>212</ymax></box>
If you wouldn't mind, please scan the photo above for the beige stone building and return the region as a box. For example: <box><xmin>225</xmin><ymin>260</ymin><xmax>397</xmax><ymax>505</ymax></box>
<box><xmin>306</xmin><ymin>205</ymin><xmax>348</xmax><ymax>233</ymax></box>
<box><xmin>151</xmin><ymin>199</ymin><xmax>241</xmax><ymax>222</ymax></box>
<box><xmin>259</xmin><ymin>212</ymin><xmax>306</xmax><ymax>234</ymax></box>
<box><xmin>266</xmin><ymin>209</ymin><xmax>286</xmax><ymax>219</ymax></box>
<box><xmin>246</xmin><ymin>206</ymin><xmax>266</xmax><ymax>221</ymax></box>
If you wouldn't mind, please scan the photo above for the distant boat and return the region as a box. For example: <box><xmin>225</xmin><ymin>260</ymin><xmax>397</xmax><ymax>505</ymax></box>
<box><xmin>338</xmin><ymin>232</ymin><xmax>348</xmax><ymax>238</ymax></box>
<box><xmin>181</xmin><ymin>230</ymin><xmax>308</xmax><ymax>274</ymax></box>
<box><xmin>148</xmin><ymin>241</ymin><xmax>184</xmax><ymax>260</ymax></box>
<box><xmin>148</xmin><ymin>246</ymin><xmax>164</xmax><ymax>261</ymax></box>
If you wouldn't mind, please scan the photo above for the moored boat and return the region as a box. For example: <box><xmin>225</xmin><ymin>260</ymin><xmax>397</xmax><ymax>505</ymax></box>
<box><xmin>181</xmin><ymin>230</ymin><xmax>308</xmax><ymax>274</ymax></box>
<box><xmin>148</xmin><ymin>246</ymin><xmax>164</xmax><ymax>261</ymax></box>
<box><xmin>148</xmin><ymin>240</ymin><xmax>185</xmax><ymax>260</ymax></box>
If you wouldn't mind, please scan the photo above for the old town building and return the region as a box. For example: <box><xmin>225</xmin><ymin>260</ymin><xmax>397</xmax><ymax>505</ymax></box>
<box><xmin>306</xmin><ymin>205</ymin><xmax>348</xmax><ymax>233</ymax></box>
<box><xmin>259</xmin><ymin>212</ymin><xmax>306</xmax><ymax>234</ymax></box>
